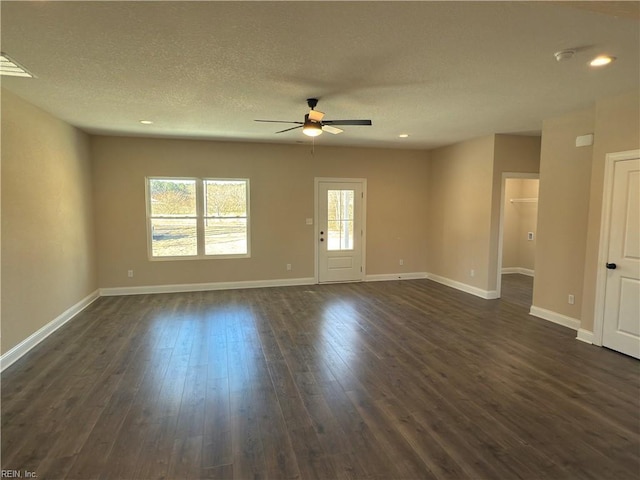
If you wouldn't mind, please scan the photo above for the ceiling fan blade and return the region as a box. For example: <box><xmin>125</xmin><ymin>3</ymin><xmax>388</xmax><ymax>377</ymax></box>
<box><xmin>322</xmin><ymin>125</ymin><xmax>343</xmax><ymax>135</ymax></box>
<box><xmin>322</xmin><ymin>119</ymin><xmax>372</xmax><ymax>126</ymax></box>
<box><xmin>308</xmin><ymin>109</ymin><xmax>324</xmax><ymax>122</ymax></box>
<box><xmin>275</xmin><ymin>125</ymin><xmax>303</xmax><ymax>134</ymax></box>
<box><xmin>255</xmin><ymin>120</ymin><xmax>303</xmax><ymax>124</ymax></box>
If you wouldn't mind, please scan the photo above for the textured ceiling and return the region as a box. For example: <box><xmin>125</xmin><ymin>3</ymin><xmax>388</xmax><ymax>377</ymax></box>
<box><xmin>1</xmin><ymin>1</ymin><xmax>638</xmax><ymax>149</ymax></box>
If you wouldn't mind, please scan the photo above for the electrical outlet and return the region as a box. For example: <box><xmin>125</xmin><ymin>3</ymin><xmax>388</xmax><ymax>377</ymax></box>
<box><xmin>286</xmin><ymin>264</ymin><xmax>292</xmax><ymax>271</ymax></box>
<box><xmin>127</xmin><ymin>270</ymin><xmax>134</xmax><ymax>278</ymax></box>
<box><xmin>568</xmin><ymin>294</ymin><xmax>575</xmax><ymax>305</ymax></box>
<box><xmin>470</xmin><ymin>269</ymin><xmax>475</xmax><ymax>277</ymax></box>
<box><xmin>399</xmin><ymin>259</ymin><xmax>404</xmax><ymax>266</ymax></box>
<box><xmin>528</xmin><ymin>232</ymin><xmax>535</xmax><ymax>241</ymax></box>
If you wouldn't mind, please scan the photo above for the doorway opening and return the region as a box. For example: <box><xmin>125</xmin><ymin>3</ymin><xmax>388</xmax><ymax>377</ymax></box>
<box><xmin>497</xmin><ymin>174</ymin><xmax>539</xmax><ymax>307</ymax></box>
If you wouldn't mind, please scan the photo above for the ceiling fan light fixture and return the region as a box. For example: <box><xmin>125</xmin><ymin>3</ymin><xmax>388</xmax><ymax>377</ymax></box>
<box><xmin>302</xmin><ymin>121</ymin><xmax>323</xmax><ymax>137</ymax></box>
<box><xmin>256</xmin><ymin>99</ymin><xmax>371</xmax><ymax>137</ymax></box>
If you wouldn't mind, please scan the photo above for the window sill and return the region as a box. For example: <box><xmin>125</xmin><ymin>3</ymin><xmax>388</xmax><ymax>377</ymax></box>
<box><xmin>148</xmin><ymin>253</ymin><xmax>251</xmax><ymax>262</ymax></box>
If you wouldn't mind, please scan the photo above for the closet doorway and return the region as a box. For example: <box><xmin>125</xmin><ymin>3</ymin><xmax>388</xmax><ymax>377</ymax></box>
<box><xmin>498</xmin><ymin>174</ymin><xmax>539</xmax><ymax>308</ymax></box>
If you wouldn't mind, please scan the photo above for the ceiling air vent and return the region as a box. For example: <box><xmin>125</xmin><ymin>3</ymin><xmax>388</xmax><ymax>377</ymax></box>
<box><xmin>0</xmin><ymin>53</ymin><xmax>34</xmax><ymax>78</ymax></box>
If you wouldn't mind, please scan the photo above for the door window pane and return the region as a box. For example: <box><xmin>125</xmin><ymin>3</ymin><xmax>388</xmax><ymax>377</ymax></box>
<box><xmin>327</xmin><ymin>190</ymin><xmax>355</xmax><ymax>251</ymax></box>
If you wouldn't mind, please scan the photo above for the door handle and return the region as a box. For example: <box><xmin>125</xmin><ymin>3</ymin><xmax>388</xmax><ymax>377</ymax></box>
<box><xmin>606</xmin><ymin>263</ymin><xmax>617</xmax><ymax>270</ymax></box>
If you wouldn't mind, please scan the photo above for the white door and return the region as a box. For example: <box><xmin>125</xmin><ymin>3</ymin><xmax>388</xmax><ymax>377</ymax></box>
<box><xmin>602</xmin><ymin>156</ymin><xmax>640</xmax><ymax>359</ymax></box>
<box><xmin>317</xmin><ymin>180</ymin><xmax>365</xmax><ymax>283</ymax></box>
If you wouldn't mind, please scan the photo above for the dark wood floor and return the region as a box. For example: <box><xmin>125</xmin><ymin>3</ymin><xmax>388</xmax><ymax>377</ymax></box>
<box><xmin>2</xmin><ymin>276</ymin><xmax>639</xmax><ymax>479</ymax></box>
<box><xmin>500</xmin><ymin>273</ymin><xmax>534</xmax><ymax>310</ymax></box>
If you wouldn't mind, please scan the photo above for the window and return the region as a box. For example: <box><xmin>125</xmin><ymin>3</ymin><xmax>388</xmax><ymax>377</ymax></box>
<box><xmin>147</xmin><ymin>177</ymin><xmax>249</xmax><ymax>259</ymax></box>
<box><xmin>327</xmin><ymin>189</ymin><xmax>355</xmax><ymax>251</ymax></box>
<box><xmin>204</xmin><ymin>180</ymin><xmax>248</xmax><ymax>256</ymax></box>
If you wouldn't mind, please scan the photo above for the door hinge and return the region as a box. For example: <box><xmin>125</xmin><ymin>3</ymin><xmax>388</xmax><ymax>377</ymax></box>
<box><xmin>360</xmin><ymin>266</ymin><xmax>363</xmax><ymax>272</ymax></box>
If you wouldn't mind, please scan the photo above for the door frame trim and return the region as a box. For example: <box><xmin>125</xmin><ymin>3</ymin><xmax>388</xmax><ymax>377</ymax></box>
<box><xmin>314</xmin><ymin>177</ymin><xmax>367</xmax><ymax>284</ymax></box>
<box><xmin>593</xmin><ymin>149</ymin><xmax>640</xmax><ymax>346</ymax></box>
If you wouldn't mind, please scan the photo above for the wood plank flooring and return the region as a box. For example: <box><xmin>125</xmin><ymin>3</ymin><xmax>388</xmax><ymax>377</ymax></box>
<box><xmin>2</xmin><ymin>276</ymin><xmax>639</xmax><ymax>479</ymax></box>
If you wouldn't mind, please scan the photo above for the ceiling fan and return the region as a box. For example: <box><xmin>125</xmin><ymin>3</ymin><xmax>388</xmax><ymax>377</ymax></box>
<box><xmin>255</xmin><ymin>98</ymin><xmax>372</xmax><ymax>137</ymax></box>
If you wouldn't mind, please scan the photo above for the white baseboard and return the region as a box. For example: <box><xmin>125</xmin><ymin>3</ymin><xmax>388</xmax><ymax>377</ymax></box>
<box><xmin>576</xmin><ymin>328</ymin><xmax>595</xmax><ymax>344</ymax></box>
<box><xmin>502</xmin><ymin>267</ymin><xmax>534</xmax><ymax>277</ymax></box>
<box><xmin>529</xmin><ymin>305</ymin><xmax>580</xmax><ymax>331</ymax></box>
<box><xmin>100</xmin><ymin>277</ymin><xmax>316</xmax><ymax>296</ymax></box>
<box><xmin>365</xmin><ymin>272</ymin><xmax>428</xmax><ymax>282</ymax></box>
<box><xmin>1</xmin><ymin>289</ymin><xmax>100</xmax><ymax>372</ymax></box>
<box><xmin>427</xmin><ymin>273</ymin><xmax>499</xmax><ymax>300</ymax></box>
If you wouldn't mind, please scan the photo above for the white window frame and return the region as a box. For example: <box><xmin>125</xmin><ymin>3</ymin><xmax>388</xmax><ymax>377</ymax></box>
<box><xmin>146</xmin><ymin>176</ymin><xmax>251</xmax><ymax>261</ymax></box>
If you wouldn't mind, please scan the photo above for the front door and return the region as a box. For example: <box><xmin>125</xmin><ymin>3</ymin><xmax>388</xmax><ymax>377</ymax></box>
<box><xmin>317</xmin><ymin>180</ymin><xmax>365</xmax><ymax>283</ymax></box>
<box><xmin>602</xmin><ymin>155</ymin><xmax>640</xmax><ymax>359</ymax></box>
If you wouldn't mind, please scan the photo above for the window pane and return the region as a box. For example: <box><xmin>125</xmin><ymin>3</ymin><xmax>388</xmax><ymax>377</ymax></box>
<box><xmin>327</xmin><ymin>220</ymin><xmax>354</xmax><ymax>251</ymax></box>
<box><xmin>327</xmin><ymin>190</ymin><xmax>354</xmax><ymax>221</ymax></box>
<box><xmin>205</xmin><ymin>218</ymin><xmax>248</xmax><ymax>255</ymax></box>
<box><xmin>151</xmin><ymin>218</ymin><xmax>197</xmax><ymax>257</ymax></box>
<box><xmin>149</xmin><ymin>179</ymin><xmax>196</xmax><ymax>217</ymax></box>
<box><xmin>327</xmin><ymin>189</ymin><xmax>355</xmax><ymax>251</ymax></box>
<box><xmin>205</xmin><ymin>180</ymin><xmax>247</xmax><ymax>217</ymax></box>
<box><xmin>327</xmin><ymin>191</ymin><xmax>340</xmax><ymax>221</ymax></box>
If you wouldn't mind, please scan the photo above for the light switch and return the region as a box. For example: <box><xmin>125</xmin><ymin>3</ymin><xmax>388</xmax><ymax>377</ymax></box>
<box><xmin>528</xmin><ymin>232</ymin><xmax>535</xmax><ymax>241</ymax></box>
<box><xmin>306</xmin><ymin>218</ymin><xmax>313</xmax><ymax>225</ymax></box>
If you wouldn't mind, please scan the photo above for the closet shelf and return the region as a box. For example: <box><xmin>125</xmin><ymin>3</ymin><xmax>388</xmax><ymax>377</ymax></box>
<box><xmin>509</xmin><ymin>198</ymin><xmax>538</xmax><ymax>203</ymax></box>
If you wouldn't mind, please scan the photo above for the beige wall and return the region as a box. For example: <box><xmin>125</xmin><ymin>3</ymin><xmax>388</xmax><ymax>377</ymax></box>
<box><xmin>427</xmin><ymin>134</ymin><xmax>539</xmax><ymax>294</ymax></box>
<box><xmin>502</xmin><ymin>179</ymin><xmax>539</xmax><ymax>271</ymax></box>
<box><xmin>533</xmin><ymin>107</ymin><xmax>595</xmax><ymax>319</ymax></box>
<box><xmin>426</xmin><ymin>135</ymin><xmax>495</xmax><ymax>290</ymax></box>
<box><xmin>534</xmin><ymin>90</ymin><xmax>640</xmax><ymax>327</ymax></box>
<box><xmin>581</xmin><ymin>90</ymin><xmax>640</xmax><ymax>332</ymax></box>
<box><xmin>1</xmin><ymin>89</ymin><xmax>98</xmax><ymax>354</ymax></box>
<box><xmin>91</xmin><ymin>136</ymin><xmax>430</xmax><ymax>288</ymax></box>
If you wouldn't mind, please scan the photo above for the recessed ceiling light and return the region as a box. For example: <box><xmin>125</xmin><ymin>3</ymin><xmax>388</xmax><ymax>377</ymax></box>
<box><xmin>399</xmin><ymin>134</ymin><xmax>409</xmax><ymax>138</ymax></box>
<box><xmin>0</xmin><ymin>53</ymin><xmax>33</xmax><ymax>78</ymax></box>
<box><xmin>139</xmin><ymin>120</ymin><xmax>154</xmax><ymax>125</ymax></box>
<box><xmin>590</xmin><ymin>55</ymin><xmax>616</xmax><ymax>67</ymax></box>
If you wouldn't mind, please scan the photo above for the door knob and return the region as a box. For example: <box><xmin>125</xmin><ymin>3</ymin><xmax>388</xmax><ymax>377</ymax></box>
<box><xmin>606</xmin><ymin>263</ymin><xmax>617</xmax><ymax>270</ymax></box>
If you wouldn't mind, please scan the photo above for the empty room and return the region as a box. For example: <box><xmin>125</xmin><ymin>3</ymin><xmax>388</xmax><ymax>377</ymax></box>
<box><xmin>2</xmin><ymin>1</ymin><xmax>639</xmax><ymax>479</ymax></box>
